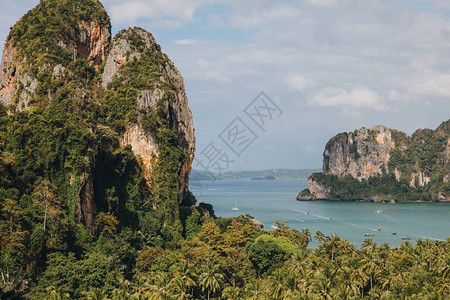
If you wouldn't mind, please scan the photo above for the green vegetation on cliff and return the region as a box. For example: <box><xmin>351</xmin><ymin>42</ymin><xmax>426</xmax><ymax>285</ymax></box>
<box><xmin>0</xmin><ymin>1</ymin><xmax>198</xmax><ymax>298</ymax></box>
<box><xmin>302</xmin><ymin>120</ymin><xmax>449</xmax><ymax>202</ymax></box>
<box><xmin>305</xmin><ymin>172</ymin><xmax>434</xmax><ymax>201</ymax></box>
<box><xmin>8</xmin><ymin>0</ymin><xmax>109</xmax><ymax>72</ymax></box>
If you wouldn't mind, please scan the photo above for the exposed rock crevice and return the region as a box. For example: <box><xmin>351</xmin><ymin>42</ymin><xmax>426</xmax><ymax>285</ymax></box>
<box><xmin>75</xmin><ymin>150</ymin><xmax>97</xmax><ymax>234</ymax></box>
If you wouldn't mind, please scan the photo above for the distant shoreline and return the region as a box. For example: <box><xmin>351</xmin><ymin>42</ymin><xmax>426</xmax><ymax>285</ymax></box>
<box><xmin>191</xmin><ymin>168</ymin><xmax>321</xmax><ymax>181</ymax></box>
<box><xmin>296</xmin><ymin>197</ymin><xmax>450</xmax><ymax>203</ymax></box>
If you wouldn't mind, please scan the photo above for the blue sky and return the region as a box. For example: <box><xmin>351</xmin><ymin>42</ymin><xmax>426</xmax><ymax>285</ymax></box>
<box><xmin>1</xmin><ymin>0</ymin><xmax>450</xmax><ymax>171</ymax></box>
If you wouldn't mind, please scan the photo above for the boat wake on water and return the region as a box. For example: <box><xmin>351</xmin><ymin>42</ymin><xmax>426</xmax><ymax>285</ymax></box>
<box><xmin>286</xmin><ymin>207</ymin><xmax>445</xmax><ymax>243</ymax></box>
<box><xmin>288</xmin><ymin>207</ymin><xmax>375</xmax><ymax>231</ymax></box>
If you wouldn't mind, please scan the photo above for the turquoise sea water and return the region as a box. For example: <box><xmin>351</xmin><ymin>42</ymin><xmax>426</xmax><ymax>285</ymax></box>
<box><xmin>193</xmin><ymin>179</ymin><xmax>450</xmax><ymax>247</ymax></box>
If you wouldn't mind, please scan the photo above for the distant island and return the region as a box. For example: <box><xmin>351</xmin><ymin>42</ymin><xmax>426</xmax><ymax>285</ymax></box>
<box><xmin>191</xmin><ymin>168</ymin><xmax>321</xmax><ymax>180</ymax></box>
<box><xmin>250</xmin><ymin>176</ymin><xmax>276</xmax><ymax>180</ymax></box>
<box><xmin>298</xmin><ymin>120</ymin><xmax>449</xmax><ymax>202</ymax></box>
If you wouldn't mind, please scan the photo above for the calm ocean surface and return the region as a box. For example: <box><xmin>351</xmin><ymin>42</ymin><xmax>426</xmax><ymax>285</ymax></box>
<box><xmin>193</xmin><ymin>179</ymin><xmax>450</xmax><ymax>247</ymax></box>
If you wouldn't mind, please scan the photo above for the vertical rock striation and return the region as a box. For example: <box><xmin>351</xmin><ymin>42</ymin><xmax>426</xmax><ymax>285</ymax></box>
<box><xmin>323</xmin><ymin>125</ymin><xmax>394</xmax><ymax>180</ymax></box>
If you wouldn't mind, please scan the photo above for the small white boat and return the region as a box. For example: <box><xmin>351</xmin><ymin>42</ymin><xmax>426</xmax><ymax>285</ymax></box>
<box><xmin>364</xmin><ymin>233</ymin><xmax>375</xmax><ymax>237</ymax></box>
<box><xmin>391</xmin><ymin>232</ymin><xmax>397</xmax><ymax>235</ymax></box>
<box><xmin>376</xmin><ymin>209</ymin><xmax>383</xmax><ymax>214</ymax></box>
<box><xmin>232</xmin><ymin>199</ymin><xmax>239</xmax><ymax>211</ymax></box>
<box><xmin>271</xmin><ymin>223</ymin><xmax>279</xmax><ymax>230</ymax></box>
<box><xmin>376</xmin><ymin>228</ymin><xmax>382</xmax><ymax>232</ymax></box>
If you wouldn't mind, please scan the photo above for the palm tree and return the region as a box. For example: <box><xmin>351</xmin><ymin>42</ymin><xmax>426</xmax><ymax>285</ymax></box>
<box><xmin>130</xmin><ymin>293</ymin><xmax>147</xmax><ymax>300</ymax></box>
<box><xmin>268</xmin><ymin>269</ymin><xmax>286</xmax><ymax>300</ymax></box>
<box><xmin>335</xmin><ymin>283</ymin><xmax>353</xmax><ymax>300</ymax></box>
<box><xmin>438</xmin><ymin>257</ymin><xmax>450</xmax><ymax>297</ymax></box>
<box><xmin>111</xmin><ymin>276</ymin><xmax>132</xmax><ymax>300</ymax></box>
<box><xmin>170</xmin><ymin>276</ymin><xmax>195</xmax><ymax>300</ymax></box>
<box><xmin>324</xmin><ymin>234</ymin><xmax>340</xmax><ymax>261</ymax></box>
<box><xmin>361</xmin><ymin>252</ymin><xmax>379</xmax><ymax>290</ymax></box>
<box><xmin>171</xmin><ymin>261</ymin><xmax>195</xmax><ymax>298</ymax></box>
<box><xmin>245</xmin><ymin>279</ymin><xmax>265</xmax><ymax>300</ymax></box>
<box><xmin>350</xmin><ymin>267</ymin><xmax>365</xmax><ymax>297</ymax></box>
<box><xmin>300</xmin><ymin>229</ymin><xmax>312</xmax><ymax>248</ymax></box>
<box><xmin>221</xmin><ymin>286</ymin><xmax>241</xmax><ymax>299</ymax></box>
<box><xmin>144</xmin><ymin>272</ymin><xmax>174</xmax><ymax>300</ymax></box>
<box><xmin>311</xmin><ymin>274</ymin><xmax>332</xmax><ymax>300</ymax></box>
<box><xmin>315</xmin><ymin>231</ymin><xmax>326</xmax><ymax>245</ymax></box>
<box><xmin>83</xmin><ymin>288</ymin><xmax>109</xmax><ymax>300</ymax></box>
<box><xmin>132</xmin><ymin>276</ymin><xmax>147</xmax><ymax>297</ymax></box>
<box><xmin>199</xmin><ymin>261</ymin><xmax>223</xmax><ymax>300</ymax></box>
<box><xmin>47</xmin><ymin>288</ymin><xmax>70</xmax><ymax>300</ymax></box>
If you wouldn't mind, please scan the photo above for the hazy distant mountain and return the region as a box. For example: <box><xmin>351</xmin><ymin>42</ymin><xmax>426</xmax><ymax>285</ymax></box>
<box><xmin>190</xmin><ymin>168</ymin><xmax>321</xmax><ymax>180</ymax></box>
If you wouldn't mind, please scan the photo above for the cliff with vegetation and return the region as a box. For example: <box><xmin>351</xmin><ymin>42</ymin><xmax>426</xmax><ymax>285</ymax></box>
<box><xmin>298</xmin><ymin>120</ymin><xmax>450</xmax><ymax>202</ymax></box>
<box><xmin>0</xmin><ymin>1</ymin><xmax>205</xmax><ymax>297</ymax></box>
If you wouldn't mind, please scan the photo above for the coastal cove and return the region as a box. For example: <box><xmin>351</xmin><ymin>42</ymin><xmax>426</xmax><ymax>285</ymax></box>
<box><xmin>197</xmin><ymin>179</ymin><xmax>450</xmax><ymax>247</ymax></box>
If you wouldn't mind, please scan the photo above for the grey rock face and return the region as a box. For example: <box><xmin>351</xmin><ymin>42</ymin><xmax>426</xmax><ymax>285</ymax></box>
<box><xmin>307</xmin><ymin>177</ymin><xmax>330</xmax><ymax>200</ymax></box>
<box><xmin>0</xmin><ymin>43</ymin><xmax>18</xmax><ymax>107</ymax></box>
<box><xmin>101</xmin><ymin>28</ymin><xmax>156</xmax><ymax>88</ymax></box>
<box><xmin>101</xmin><ymin>37</ymin><xmax>142</xmax><ymax>88</ymax></box>
<box><xmin>323</xmin><ymin>125</ymin><xmax>394</xmax><ymax>181</ymax></box>
<box><xmin>137</xmin><ymin>90</ymin><xmax>162</xmax><ymax>109</ymax></box>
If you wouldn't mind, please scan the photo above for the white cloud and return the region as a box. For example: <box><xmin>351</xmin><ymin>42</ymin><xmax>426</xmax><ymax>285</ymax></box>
<box><xmin>174</xmin><ymin>39</ymin><xmax>197</xmax><ymax>45</ymax></box>
<box><xmin>204</xmin><ymin>70</ymin><xmax>232</xmax><ymax>84</ymax></box>
<box><xmin>309</xmin><ymin>87</ymin><xmax>388</xmax><ymax>111</ymax></box>
<box><xmin>285</xmin><ymin>75</ymin><xmax>317</xmax><ymax>91</ymax></box>
<box><xmin>303</xmin><ymin>144</ymin><xmax>316</xmax><ymax>153</ymax></box>
<box><xmin>413</xmin><ymin>74</ymin><xmax>450</xmax><ymax>98</ymax></box>
<box><xmin>301</xmin><ymin>0</ymin><xmax>337</xmax><ymax>8</ymax></box>
<box><xmin>225</xmin><ymin>4</ymin><xmax>302</xmax><ymax>30</ymax></box>
<box><xmin>107</xmin><ymin>0</ymin><xmax>206</xmax><ymax>24</ymax></box>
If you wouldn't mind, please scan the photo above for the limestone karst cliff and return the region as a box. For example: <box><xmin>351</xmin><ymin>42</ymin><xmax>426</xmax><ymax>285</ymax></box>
<box><xmin>323</xmin><ymin>125</ymin><xmax>394</xmax><ymax>180</ymax></box>
<box><xmin>102</xmin><ymin>28</ymin><xmax>195</xmax><ymax>200</ymax></box>
<box><xmin>299</xmin><ymin>120</ymin><xmax>450</xmax><ymax>202</ymax></box>
<box><xmin>0</xmin><ymin>0</ymin><xmax>195</xmax><ymax>237</ymax></box>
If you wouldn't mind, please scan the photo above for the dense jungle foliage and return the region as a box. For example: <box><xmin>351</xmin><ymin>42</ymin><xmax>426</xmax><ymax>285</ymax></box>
<box><xmin>2</xmin><ymin>209</ymin><xmax>450</xmax><ymax>299</ymax></box>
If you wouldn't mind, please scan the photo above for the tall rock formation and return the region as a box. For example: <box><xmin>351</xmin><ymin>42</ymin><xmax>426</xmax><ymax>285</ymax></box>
<box><xmin>101</xmin><ymin>28</ymin><xmax>195</xmax><ymax>199</ymax></box>
<box><xmin>300</xmin><ymin>121</ymin><xmax>450</xmax><ymax>202</ymax></box>
<box><xmin>0</xmin><ymin>0</ymin><xmax>195</xmax><ymax>235</ymax></box>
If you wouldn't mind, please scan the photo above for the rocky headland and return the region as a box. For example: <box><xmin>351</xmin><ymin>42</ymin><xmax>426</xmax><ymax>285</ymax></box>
<box><xmin>298</xmin><ymin>121</ymin><xmax>449</xmax><ymax>202</ymax></box>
